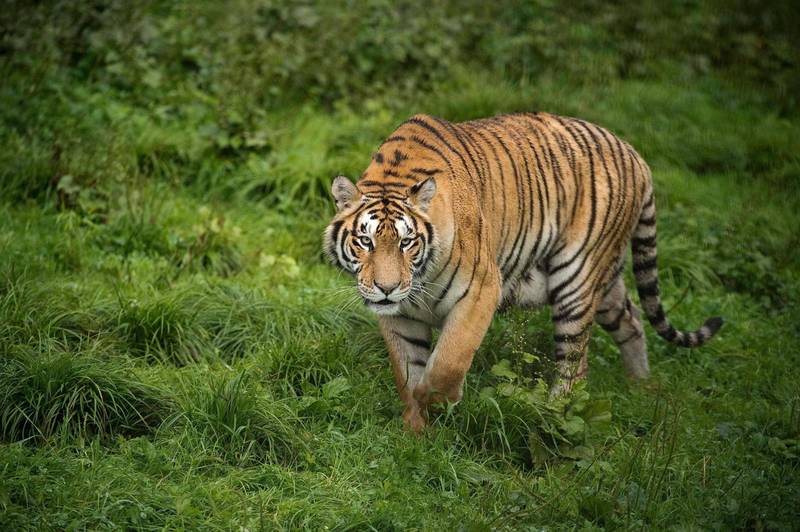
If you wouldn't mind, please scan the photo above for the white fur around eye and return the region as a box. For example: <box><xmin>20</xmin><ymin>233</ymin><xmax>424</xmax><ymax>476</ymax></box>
<box><xmin>358</xmin><ymin>212</ymin><xmax>380</xmax><ymax>237</ymax></box>
<box><xmin>394</xmin><ymin>216</ymin><xmax>411</xmax><ymax>238</ymax></box>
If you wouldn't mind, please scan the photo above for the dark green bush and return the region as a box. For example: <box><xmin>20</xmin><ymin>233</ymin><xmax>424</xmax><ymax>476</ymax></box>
<box><xmin>3</xmin><ymin>0</ymin><xmax>796</xmax><ymax>110</ymax></box>
<box><xmin>2</xmin><ymin>1</ymin><xmax>471</xmax><ymax>109</ymax></box>
<box><xmin>113</xmin><ymin>294</ymin><xmax>210</xmax><ymax>365</ymax></box>
<box><xmin>0</xmin><ymin>350</ymin><xmax>172</xmax><ymax>442</ymax></box>
<box><xmin>173</xmin><ymin>372</ymin><xmax>307</xmax><ymax>466</ymax></box>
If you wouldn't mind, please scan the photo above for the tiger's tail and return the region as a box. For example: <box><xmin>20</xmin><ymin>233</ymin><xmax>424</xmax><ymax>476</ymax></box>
<box><xmin>631</xmin><ymin>190</ymin><xmax>723</xmax><ymax>347</ymax></box>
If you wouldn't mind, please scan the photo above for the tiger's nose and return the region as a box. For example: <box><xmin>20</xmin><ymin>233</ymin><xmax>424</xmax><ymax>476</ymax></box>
<box><xmin>374</xmin><ymin>281</ymin><xmax>400</xmax><ymax>296</ymax></box>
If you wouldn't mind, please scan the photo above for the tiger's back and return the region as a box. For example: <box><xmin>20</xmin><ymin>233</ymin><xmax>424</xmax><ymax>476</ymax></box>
<box><xmin>458</xmin><ymin>113</ymin><xmax>649</xmax><ymax>310</ymax></box>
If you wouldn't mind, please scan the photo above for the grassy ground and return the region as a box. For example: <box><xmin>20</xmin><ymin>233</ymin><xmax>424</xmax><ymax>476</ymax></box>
<box><xmin>2</xmin><ymin>37</ymin><xmax>800</xmax><ymax>532</ymax></box>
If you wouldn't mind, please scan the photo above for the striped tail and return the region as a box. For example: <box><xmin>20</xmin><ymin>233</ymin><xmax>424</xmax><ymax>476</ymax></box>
<box><xmin>631</xmin><ymin>191</ymin><xmax>723</xmax><ymax>348</ymax></box>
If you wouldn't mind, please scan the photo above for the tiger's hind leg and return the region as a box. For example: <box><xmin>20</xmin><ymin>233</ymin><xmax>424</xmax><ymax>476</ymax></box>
<box><xmin>547</xmin><ymin>271</ymin><xmax>600</xmax><ymax>397</ymax></box>
<box><xmin>548</xmin><ymin>324</ymin><xmax>592</xmax><ymax>398</ymax></box>
<box><xmin>595</xmin><ymin>277</ymin><xmax>649</xmax><ymax>379</ymax></box>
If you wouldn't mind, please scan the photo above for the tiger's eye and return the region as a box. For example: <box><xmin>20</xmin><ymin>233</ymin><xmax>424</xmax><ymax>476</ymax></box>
<box><xmin>359</xmin><ymin>236</ymin><xmax>372</xmax><ymax>247</ymax></box>
<box><xmin>400</xmin><ymin>237</ymin><xmax>414</xmax><ymax>248</ymax></box>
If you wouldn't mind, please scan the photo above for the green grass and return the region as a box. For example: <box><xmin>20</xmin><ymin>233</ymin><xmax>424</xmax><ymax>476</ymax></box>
<box><xmin>2</xmin><ymin>8</ymin><xmax>800</xmax><ymax>529</ymax></box>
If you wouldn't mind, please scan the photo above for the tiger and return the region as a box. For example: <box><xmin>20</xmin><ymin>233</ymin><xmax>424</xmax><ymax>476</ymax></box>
<box><xmin>323</xmin><ymin>112</ymin><xmax>723</xmax><ymax>433</ymax></box>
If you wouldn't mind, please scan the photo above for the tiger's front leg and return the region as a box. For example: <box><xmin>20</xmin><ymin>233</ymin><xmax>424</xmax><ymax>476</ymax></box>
<box><xmin>413</xmin><ymin>268</ymin><xmax>501</xmax><ymax>417</ymax></box>
<box><xmin>378</xmin><ymin>315</ymin><xmax>433</xmax><ymax>434</ymax></box>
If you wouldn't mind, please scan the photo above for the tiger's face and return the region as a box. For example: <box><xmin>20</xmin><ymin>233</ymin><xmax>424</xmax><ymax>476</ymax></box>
<box><xmin>323</xmin><ymin>176</ymin><xmax>437</xmax><ymax>316</ymax></box>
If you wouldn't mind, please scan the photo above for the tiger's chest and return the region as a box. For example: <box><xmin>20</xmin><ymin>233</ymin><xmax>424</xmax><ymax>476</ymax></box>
<box><xmin>399</xmin><ymin>264</ymin><xmax>550</xmax><ymax>327</ymax></box>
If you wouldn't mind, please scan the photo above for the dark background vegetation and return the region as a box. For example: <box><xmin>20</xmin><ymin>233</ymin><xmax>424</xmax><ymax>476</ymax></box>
<box><xmin>1</xmin><ymin>1</ymin><xmax>799</xmax><ymax>529</ymax></box>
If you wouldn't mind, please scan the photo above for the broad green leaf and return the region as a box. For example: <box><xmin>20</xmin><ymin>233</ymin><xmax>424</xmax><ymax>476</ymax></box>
<box><xmin>490</xmin><ymin>359</ymin><xmax>518</xmax><ymax>380</ymax></box>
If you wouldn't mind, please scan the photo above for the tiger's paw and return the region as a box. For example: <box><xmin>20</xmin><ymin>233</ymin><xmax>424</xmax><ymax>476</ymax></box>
<box><xmin>402</xmin><ymin>405</ymin><xmax>427</xmax><ymax>435</ymax></box>
<box><xmin>413</xmin><ymin>379</ymin><xmax>462</xmax><ymax>407</ymax></box>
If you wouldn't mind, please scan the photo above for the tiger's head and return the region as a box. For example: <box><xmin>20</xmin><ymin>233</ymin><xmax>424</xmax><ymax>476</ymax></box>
<box><xmin>323</xmin><ymin>176</ymin><xmax>437</xmax><ymax>316</ymax></box>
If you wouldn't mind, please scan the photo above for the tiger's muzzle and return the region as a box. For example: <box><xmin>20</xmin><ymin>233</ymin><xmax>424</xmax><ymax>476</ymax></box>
<box><xmin>359</xmin><ymin>281</ymin><xmax>411</xmax><ymax>315</ymax></box>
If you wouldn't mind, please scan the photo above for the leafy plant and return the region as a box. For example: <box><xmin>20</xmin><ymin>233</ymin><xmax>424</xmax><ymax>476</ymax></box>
<box><xmin>456</xmin><ymin>358</ymin><xmax>612</xmax><ymax>466</ymax></box>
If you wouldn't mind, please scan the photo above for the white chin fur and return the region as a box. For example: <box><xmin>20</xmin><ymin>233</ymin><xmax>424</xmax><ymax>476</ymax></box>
<box><xmin>366</xmin><ymin>302</ymin><xmax>401</xmax><ymax>315</ymax></box>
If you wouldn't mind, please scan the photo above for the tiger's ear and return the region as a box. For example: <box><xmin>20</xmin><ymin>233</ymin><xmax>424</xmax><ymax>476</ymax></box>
<box><xmin>331</xmin><ymin>176</ymin><xmax>360</xmax><ymax>211</ymax></box>
<box><xmin>408</xmin><ymin>177</ymin><xmax>436</xmax><ymax>212</ymax></box>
